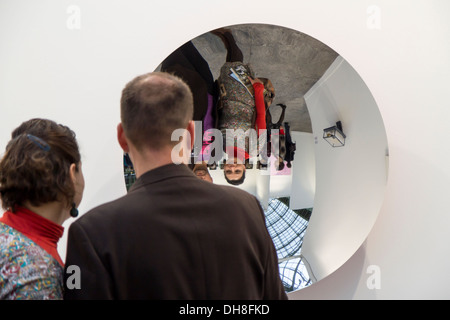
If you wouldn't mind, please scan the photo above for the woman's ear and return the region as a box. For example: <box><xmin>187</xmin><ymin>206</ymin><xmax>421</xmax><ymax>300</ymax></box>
<box><xmin>69</xmin><ymin>162</ymin><xmax>85</xmax><ymax>211</ymax></box>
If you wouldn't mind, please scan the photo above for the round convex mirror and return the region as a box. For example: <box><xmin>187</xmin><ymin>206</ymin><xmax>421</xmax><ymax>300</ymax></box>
<box><xmin>123</xmin><ymin>23</ymin><xmax>389</xmax><ymax>293</ymax></box>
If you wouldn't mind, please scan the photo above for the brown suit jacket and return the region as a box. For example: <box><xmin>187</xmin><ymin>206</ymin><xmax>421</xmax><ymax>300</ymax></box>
<box><xmin>63</xmin><ymin>163</ymin><xmax>287</xmax><ymax>300</ymax></box>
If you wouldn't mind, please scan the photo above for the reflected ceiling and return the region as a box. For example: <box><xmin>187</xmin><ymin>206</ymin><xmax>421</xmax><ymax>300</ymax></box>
<box><xmin>191</xmin><ymin>24</ymin><xmax>339</xmax><ymax>133</ymax></box>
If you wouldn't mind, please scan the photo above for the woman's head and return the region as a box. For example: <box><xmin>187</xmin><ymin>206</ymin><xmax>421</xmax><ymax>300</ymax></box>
<box><xmin>0</xmin><ymin>118</ymin><xmax>84</xmax><ymax>213</ymax></box>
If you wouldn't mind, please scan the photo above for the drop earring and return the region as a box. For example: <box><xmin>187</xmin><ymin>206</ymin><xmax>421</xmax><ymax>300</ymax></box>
<box><xmin>70</xmin><ymin>202</ymin><xmax>79</xmax><ymax>218</ymax></box>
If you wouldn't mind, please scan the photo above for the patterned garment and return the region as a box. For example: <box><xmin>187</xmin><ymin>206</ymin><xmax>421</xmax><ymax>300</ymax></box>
<box><xmin>218</xmin><ymin>61</ymin><xmax>256</xmax><ymax>133</ymax></box>
<box><xmin>218</xmin><ymin>62</ymin><xmax>258</xmax><ymax>157</ymax></box>
<box><xmin>0</xmin><ymin>222</ymin><xmax>63</xmax><ymax>300</ymax></box>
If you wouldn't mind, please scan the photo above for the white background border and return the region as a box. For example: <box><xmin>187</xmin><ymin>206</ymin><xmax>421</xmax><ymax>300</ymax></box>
<box><xmin>1</xmin><ymin>0</ymin><xmax>450</xmax><ymax>299</ymax></box>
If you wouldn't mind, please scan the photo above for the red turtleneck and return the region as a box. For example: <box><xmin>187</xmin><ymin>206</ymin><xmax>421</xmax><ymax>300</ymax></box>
<box><xmin>0</xmin><ymin>206</ymin><xmax>64</xmax><ymax>266</ymax></box>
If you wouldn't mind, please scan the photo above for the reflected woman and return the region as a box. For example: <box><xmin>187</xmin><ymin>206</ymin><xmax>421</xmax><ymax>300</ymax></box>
<box><xmin>213</xmin><ymin>28</ymin><xmax>275</xmax><ymax>185</ymax></box>
<box><xmin>0</xmin><ymin>118</ymin><xmax>84</xmax><ymax>299</ymax></box>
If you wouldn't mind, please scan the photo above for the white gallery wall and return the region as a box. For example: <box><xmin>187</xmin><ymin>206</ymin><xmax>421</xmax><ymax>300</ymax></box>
<box><xmin>1</xmin><ymin>0</ymin><xmax>450</xmax><ymax>299</ymax></box>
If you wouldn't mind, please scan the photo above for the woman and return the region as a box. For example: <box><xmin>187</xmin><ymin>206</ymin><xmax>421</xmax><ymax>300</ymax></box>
<box><xmin>213</xmin><ymin>28</ymin><xmax>275</xmax><ymax>185</ymax></box>
<box><xmin>0</xmin><ymin>118</ymin><xmax>84</xmax><ymax>299</ymax></box>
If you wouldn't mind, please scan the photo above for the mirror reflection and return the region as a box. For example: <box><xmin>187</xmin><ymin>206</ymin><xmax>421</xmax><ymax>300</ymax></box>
<box><xmin>123</xmin><ymin>24</ymin><xmax>387</xmax><ymax>293</ymax></box>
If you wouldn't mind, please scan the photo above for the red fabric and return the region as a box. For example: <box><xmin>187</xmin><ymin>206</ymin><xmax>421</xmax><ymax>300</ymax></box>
<box><xmin>253</xmin><ymin>82</ymin><xmax>266</xmax><ymax>134</ymax></box>
<box><xmin>226</xmin><ymin>146</ymin><xmax>249</xmax><ymax>161</ymax></box>
<box><xmin>0</xmin><ymin>206</ymin><xmax>64</xmax><ymax>266</ymax></box>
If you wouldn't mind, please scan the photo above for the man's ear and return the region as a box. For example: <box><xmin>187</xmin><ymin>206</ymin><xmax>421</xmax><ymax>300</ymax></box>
<box><xmin>186</xmin><ymin>120</ymin><xmax>195</xmax><ymax>151</ymax></box>
<box><xmin>117</xmin><ymin>123</ymin><xmax>129</xmax><ymax>153</ymax></box>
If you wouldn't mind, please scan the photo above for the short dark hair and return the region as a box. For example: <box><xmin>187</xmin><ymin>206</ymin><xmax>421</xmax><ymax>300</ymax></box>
<box><xmin>120</xmin><ymin>72</ymin><xmax>194</xmax><ymax>150</ymax></box>
<box><xmin>0</xmin><ymin>118</ymin><xmax>81</xmax><ymax>211</ymax></box>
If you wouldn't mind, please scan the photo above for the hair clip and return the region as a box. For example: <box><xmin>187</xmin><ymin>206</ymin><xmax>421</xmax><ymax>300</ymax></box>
<box><xmin>27</xmin><ymin>134</ymin><xmax>51</xmax><ymax>152</ymax></box>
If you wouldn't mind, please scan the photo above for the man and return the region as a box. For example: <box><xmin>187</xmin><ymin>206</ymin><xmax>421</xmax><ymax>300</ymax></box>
<box><xmin>63</xmin><ymin>72</ymin><xmax>287</xmax><ymax>300</ymax></box>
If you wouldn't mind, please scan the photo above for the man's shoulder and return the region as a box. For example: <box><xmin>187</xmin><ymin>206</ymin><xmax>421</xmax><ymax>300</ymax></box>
<box><xmin>209</xmin><ymin>182</ymin><xmax>259</xmax><ymax>204</ymax></box>
<box><xmin>73</xmin><ymin>179</ymin><xmax>260</xmax><ymax>227</ymax></box>
<box><xmin>72</xmin><ymin>194</ymin><xmax>131</xmax><ymax>227</ymax></box>
<box><xmin>175</xmin><ymin>172</ymin><xmax>257</xmax><ymax>202</ymax></box>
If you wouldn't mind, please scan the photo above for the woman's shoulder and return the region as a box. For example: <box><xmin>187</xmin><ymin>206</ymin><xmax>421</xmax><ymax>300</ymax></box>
<box><xmin>0</xmin><ymin>222</ymin><xmax>63</xmax><ymax>300</ymax></box>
